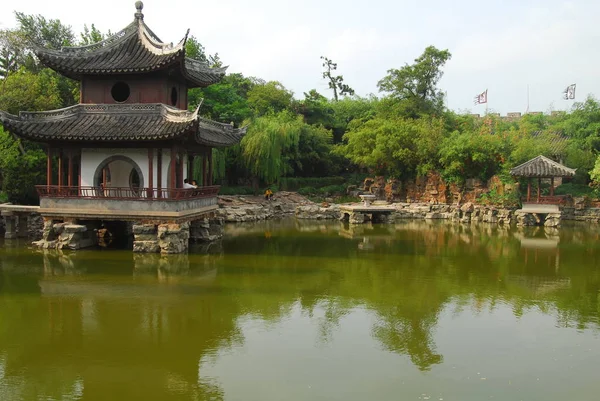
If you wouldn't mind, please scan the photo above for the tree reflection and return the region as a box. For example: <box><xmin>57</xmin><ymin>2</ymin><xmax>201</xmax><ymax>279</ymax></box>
<box><xmin>0</xmin><ymin>220</ymin><xmax>599</xmax><ymax>397</ymax></box>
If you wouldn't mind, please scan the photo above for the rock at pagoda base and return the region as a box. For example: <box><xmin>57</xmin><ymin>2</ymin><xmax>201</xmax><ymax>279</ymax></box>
<box><xmin>33</xmin><ymin>222</ymin><xmax>97</xmax><ymax>250</ymax></box>
<box><xmin>190</xmin><ymin>218</ymin><xmax>224</xmax><ymax>242</ymax></box>
<box><xmin>157</xmin><ymin>222</ymin><xmax>190</xmax><ymax>254</ymax></box>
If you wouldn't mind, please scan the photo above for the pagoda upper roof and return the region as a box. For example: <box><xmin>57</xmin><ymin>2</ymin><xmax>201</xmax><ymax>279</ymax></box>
<box><xmin>34</xmin><ymin>2</ymin><xmax>226</xmax><ymax>88</ymax></box>
<box><xmin>0</xmin><ymin>103</ymin><xmax>247</xmax><ymax>147</ymax></box>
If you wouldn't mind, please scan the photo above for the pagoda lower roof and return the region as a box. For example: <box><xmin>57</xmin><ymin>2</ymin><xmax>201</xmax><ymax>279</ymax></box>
<box><xmin>34</xmin><ymin>14</ymin><xmax>226</xmax><ymax>88</ymax></box>
<box><xmin>0</xmin><ymin>103</ymin><xmax>246</xmax><ymax>147</ymax></box>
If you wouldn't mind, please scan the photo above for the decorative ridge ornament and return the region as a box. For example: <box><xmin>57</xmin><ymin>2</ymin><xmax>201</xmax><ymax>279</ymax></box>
<box><xmin>134</xmin><ymin>1</ymin><xmax>144</xmax><ymax>20</ymax></box>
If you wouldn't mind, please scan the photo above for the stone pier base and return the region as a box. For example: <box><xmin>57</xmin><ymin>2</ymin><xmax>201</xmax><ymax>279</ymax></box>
<box><xmin>190</xmin><ymin>217</ymin><xmax>224</xmax><ymax>242</ymax></box>
<box><xmin>133</xmin><ymin>222</ymin><xmax>190</xmax><ymax>254</ymax></box>
<box><xmin>33</xmin><ymin>219</ymin><xmax>98</xmax><ymax>250</ymax></box>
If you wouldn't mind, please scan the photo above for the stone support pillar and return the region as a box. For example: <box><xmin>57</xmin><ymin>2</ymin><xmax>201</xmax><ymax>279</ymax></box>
<box><xmin>2</xmin><ymin>211</ymin><xmax>16</xmax><ymax>239</ymax></box>
<box><xmin>17</xmin><ymin>215</ymin><xmax>28</xmax><ymax>238</ymax></box>
<box><xmin>133</xmin><ymin>222</ymin><xmax>190</xmax><ymax>254</ymax></box>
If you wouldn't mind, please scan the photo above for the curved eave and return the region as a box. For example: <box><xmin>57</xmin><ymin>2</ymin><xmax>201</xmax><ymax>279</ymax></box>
<box><xmin>0</xmin><ymin>104</ymin><xmax>198</xmax><ymax>143</ymax></box>
<box><xmin>33</xmin><ymin>20</ymin><xmax>188</xmax><ymax>80</ymax></box>
<box><xmin>183</xmin><ymin>58</ymin><xmax>227</xmax><ymax>88</ymax></box>
<box><xmin>195</xmin><ymin>118</ymin><xmax>247</xmax><ymax>147</ymax></box>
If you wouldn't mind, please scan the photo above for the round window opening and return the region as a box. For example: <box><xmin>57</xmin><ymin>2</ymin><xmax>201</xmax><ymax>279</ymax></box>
<box><xmin>170</xmin><ymin>87</ymin><xmax>178</xmax><ymax>106</ymax></box>
<box><xmin>111</xmin><ymin>82</ymin><xmax>130</xmax><ymax>103</ymax></box>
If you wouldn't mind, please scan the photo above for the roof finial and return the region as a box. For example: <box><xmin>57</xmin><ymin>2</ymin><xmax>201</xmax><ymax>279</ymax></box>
<box><xmin>134</xmin><ymin>1</ymin><xmax>144</xmax><ymax>19</ymax></box>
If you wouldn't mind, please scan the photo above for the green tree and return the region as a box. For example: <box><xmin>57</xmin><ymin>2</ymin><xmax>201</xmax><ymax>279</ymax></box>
<box><xmin>79</xmin><ymin>24</ymin><xmax>106</xmax><ymax>45</ymax></box>
<box><xmin>321</xmin><ymin>56</ymin><xmax>355</xmax><ymax>101</ymax></box>
<box><xmin>336</xmin><ymin>116</ymin><xmax>446</xmax><ymax>178</ymax></box>
<box><xmin>0</xmin><ymin>68</ymin><xmax>62</xmax><ymax>114</ymax></box>
<box><xmin>14</xmin><ymin>12</ymin><xmax>74</xmax><ymax>50</ymax></box>
<box><xmin>377</xmin><ymin>46</ymin><xmax>451</xmax><ymax>118</ymax></box>
<box><xmin>247</xmin><ymin>81</ymin><xmax>293</xmax><ymax>116</ymax></box>
<box><xmin>240</xmin><ymin>111</ymin><xmax>303</xmax><ymax>184</ymax></box>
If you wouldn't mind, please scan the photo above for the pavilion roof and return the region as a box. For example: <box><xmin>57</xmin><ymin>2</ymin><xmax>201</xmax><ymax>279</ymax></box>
<box><xmin>33</xmin><ymin>3</ymin><xmax>226</xmax><ymax>88</ymax></box>
<box><xmin>0</xmin><ymin>103</ymin><xmax>246</xmax><ymax>147</ymax></box>
<box><xmin>510</xmin><ymin>155</ymin><xmax>576</xmax><ymax>178</ymax></box>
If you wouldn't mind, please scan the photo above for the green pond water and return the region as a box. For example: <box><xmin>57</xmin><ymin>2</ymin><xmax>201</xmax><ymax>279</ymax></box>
<box><xmin>0</xmin><ymin>219</ymin><xmax>599</xmax><ymax>401</ymax></box>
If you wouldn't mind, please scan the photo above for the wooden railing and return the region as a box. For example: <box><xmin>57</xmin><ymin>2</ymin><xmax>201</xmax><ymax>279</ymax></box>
<box><xmin>522</xmin><ymin>195</ymin><xmax>570</xmax><ymax>205</ymax></box>
<box><xmin>36</xmin><ymin>185</ymin><xmax>220</xmax><ymax>201</ymax></box>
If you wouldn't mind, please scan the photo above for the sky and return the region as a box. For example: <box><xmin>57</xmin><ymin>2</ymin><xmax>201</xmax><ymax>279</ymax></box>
<box><xmin>1</xmin><ymin>0</ymin><xmax>599</xmax><ymax>115</ymax></box>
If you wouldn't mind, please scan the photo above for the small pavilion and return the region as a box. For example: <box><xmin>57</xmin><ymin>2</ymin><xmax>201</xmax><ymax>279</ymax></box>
<box><xmin>0</xmin><ymin>2</ymin><xmax>246</xmax><ymax>252</ymax></box>
<box><xmin>510</xmin><ymin>155</ymin><xmax>576</xmax><ymax>204</ymax></box>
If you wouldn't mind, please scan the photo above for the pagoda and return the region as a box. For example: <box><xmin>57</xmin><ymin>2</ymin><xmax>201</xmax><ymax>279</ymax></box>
<box><xmin>0</xmin><ymin>2</ymin><xmax>246</xmax><ymax>253</ymax></box>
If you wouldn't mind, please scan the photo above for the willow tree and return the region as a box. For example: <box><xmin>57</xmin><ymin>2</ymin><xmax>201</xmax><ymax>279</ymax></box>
<box><xmin>241</xmin><ymin>111</ymin><xmax>303</xmax><ymax>185</ymax></box>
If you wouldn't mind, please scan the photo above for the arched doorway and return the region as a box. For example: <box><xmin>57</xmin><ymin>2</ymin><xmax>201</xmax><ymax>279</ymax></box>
<box><xmin>93</xmin><ymin>156</ymin><xmax>144</xmax><ymax>197</ymax></box>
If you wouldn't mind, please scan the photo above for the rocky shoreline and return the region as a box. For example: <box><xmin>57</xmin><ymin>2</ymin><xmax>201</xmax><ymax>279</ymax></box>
<box><xmin>3</xmin><ymin>192</ymin><xmax>600</xmax><ymax>243</ymax></box>
<box><xmin>220</xmin><ymin>192</ymin><xmax>600</xmax><ymax>227</ymax></box>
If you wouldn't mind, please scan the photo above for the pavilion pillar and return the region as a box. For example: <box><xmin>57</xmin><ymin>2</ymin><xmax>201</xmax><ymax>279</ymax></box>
<box><xmin>170</xmin><ymin>146</ymin><xmax>177</xmax><ymax>197</ymax></box>
<box><xmin>57</xmin><ymin>150</ymin><xmax>63</xmax><ymax>190</ymax></box>
<box><xmin>202</xmin><ymin>148</ymin><xmax>209</xmax><ymax>187</ymax></box>
<box><xmin>208</xmin><ymin>148</ymin><xmax>214</xmax><ymax>186</ymax></box>
<box><xmin>147</xmin><ymin>148</ymin><xmax>154</xmax><ymax>199</ymax></box>
<box><xmin>187</xmin><ymin>153</ymin><xmax>194</xmax><ymax>183</ymax></box>
<box><xmin>537</xmin><ymin>177</ymin><xmax>541</xmax><ymax>203</ymax></box>
<box><xmin>550</xmin><ymin>177</ymin><xmax>555</xmax><ymax>196</ymax></box>
<box><xmin>67</xmin><ymin>150</ymin><xmax>73</xmax><ymax>188</ymax></box>
<box><xmin>527</xmin><ymin>179</ymin><xmax>531</xmax><ymax>202</ymax></box>
<box><xmin>46</xmin><ymin>147</ymin><xmax>52</xmax><ymax>188</ymax></box>
<box><xmin>178</xmin><ymin>149</ymin><xmax>184</xmax><ymax>189</ymax></box>
<box><xmin>157</xmin><ymin>150</ymin><xmax>162</xmax><ymax>198</ymax></box>
<box><xmin>77</xmin><ymin>150</ymin><xmax>82</xmax><ymax>196</ymax></box>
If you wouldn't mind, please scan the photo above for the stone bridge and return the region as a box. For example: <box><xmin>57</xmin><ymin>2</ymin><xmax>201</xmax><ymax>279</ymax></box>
<box><xmin>0</xmin><ymin>204</ymin><xmax>40</xmax><ymax>239</ymax></box>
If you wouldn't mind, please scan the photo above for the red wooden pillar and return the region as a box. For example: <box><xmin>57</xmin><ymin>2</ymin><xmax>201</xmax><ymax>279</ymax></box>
<box><xmin>187</xmin><ymin>154</ymin><xmax>194</xmax><ymax>183</ymax></box>
<box><xmin>537</xmin><ymin>177</ymin><xmax>541</xmax><ymax>203</ymax></box>
<box><xmin>170</xmin><ymin>146</ymin><xmax>177</xmax><ymax>197</ymax></box>
<box><xmin>177</xmin><ymin>149</ymin><xmax>184</xmax><ymax>189</ymax></box>
<box><xmin>157</xmin><ymin>149</ymin><xmax>162</xmax><ymax>198</ymax></box>
<box><xmin>46</xmin><ymin>147</ymin><xmax>52</xmax><ymax>188</ymax></box>
<box><xmin>208</xmin><ymin>148</ymin><xmax>213</xmax><ymax>186</ymax></box>
<box><xmin>550</xmin><ymin>177</ymin><xmax>555</xmax><ymax>196</ymax></box>
<box><xmin>67</xmin><ymin>150</ymin><xmax>73</xmax><ymax>187</ymax></box>
<box><xmin>527</xmin><ymin>178</ymin><xmax>531</xmax><ymax>202</ymax></box>
<box><xmin>148</xmin><ymin>148</ymin><xmax>154</xmax><ymax>199</ymax></box>
<box><xmin>202</xmin><ymin>148</ymin><xmax>209</xmax><ymax>187</ymax></box>
<box><xmin>57</xmin><ymin>150</ymin><xmax>63</xmax><ymax>190</ymax></box>
<box><xmin>77</xmin><ymin>151</ymin><xmax>82</xmax><ymax>196</ymax></box>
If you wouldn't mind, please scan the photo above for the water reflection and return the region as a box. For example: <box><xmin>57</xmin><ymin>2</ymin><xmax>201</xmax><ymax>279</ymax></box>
<box><xmin>0</xmin><ymin>221</ymin><xmax>599</xmax><ymax>400</ymax></box>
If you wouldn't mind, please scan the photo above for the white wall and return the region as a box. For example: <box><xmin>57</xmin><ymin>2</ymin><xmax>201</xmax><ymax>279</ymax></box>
<box><xmin>80</xmin><ymin>148</ymin><xmax>188</xmax><ymax>189</ymax></box>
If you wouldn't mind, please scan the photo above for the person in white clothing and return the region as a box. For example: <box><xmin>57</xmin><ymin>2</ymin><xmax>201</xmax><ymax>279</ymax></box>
<box><xmin>183</xmin><ymin>178</ymin><xmax>197</xmax><ymax>189</ymax></box>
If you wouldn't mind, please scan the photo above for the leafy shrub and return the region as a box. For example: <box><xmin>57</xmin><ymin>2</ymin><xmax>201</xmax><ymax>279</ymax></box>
<box><xmin>218</xmin><ymin>186</ymin><xmax>255</xmax><ymax>196</ymax></box>
<box><xmin>554</xmin><ymin>183</ymin><xmax>595</xmax><ymax>197</ymax></box>
<box><xmin>0</xmin><ymin>191</ymin><xmax>8</xmax><ymax>203</ymax></box>
<box><xmin>297</xmin><ymin>186</ymin><xmax>317</xmax><ymax>196</ymax></box>
<box><xmin>280</xmin><ymin>176</ymin><xmax>345</xmax><ymax>191</ymax></box>
<box><xmin>477</xmin><ymin>188</ymin><xmax>521</xmax><ymax>207</ymax></box>
<box><xmin>319</xmin><ymin>185</ymin><xmax>346</xmax><ymax>196</ymax></box>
